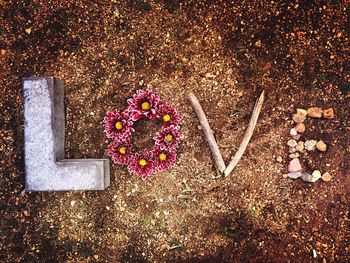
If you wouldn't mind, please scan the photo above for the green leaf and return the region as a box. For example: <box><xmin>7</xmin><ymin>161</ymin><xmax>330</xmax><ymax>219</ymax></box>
<box><xmin>213</xmin><ymin>168</ymin><xmax>222</xmax><ymax>179</ymax></box>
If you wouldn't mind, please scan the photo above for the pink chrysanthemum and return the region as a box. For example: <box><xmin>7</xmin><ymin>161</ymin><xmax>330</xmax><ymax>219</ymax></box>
<box><xmin>157</xmin><ymin>102</ymin><xmax>180</xmax><ymax>127</ymax></box>
<box><xmin>152</xmin><ymin>147</ymin><xmax>176</xmax><ymax>172</ymax></box>
<box><xmin>107</xmin><ymin>139</ymin><xmax>134</xmax><ymax>165</ymax></box>
<box><xmin>127</xmin><ymin>149</ymin><xmax>155</xmax><ymax>180</ymax></box>
<box><xmin>154</xmin><ymin>125</ymin><xmax>183</xmax><ymax>150</ymax></box>
<box><xmin>103</xmin><ymin>109</ymin><xmax>134</xmax><ymax>140</ymax></box>
<box><xmin>127</xmin><ymin>89</ymin><xmax>160</xmax><ymax>121</ymax></box>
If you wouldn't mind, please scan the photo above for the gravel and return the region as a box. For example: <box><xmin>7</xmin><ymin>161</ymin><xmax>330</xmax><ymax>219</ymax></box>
<box><xmin>316</xmin><ymin>140</ymin><xmax>327</xmax><ymax>152</ymax></box>
<box><xmin>287</xmin><ymin>139</ymin><xmax>298</xmax><ymax>148</ymax></box>
<box><xmin>321</xmin><ymin>172</ymin><xmax>332</xmax><ymax>182</ymax></box>
<box><xmin>287</xmin><ymin>171</ymin><xmax>302</xmax><ymax>179</ymax></box>
<box><xmin>304</xmin><ymin>140</ymin><xmax>317</xmax><ymax>151</ymax></box>
<box><xmin>288</xmin><ymin>158</ymin><xmax>302</xmax><ymax>173</ymax></box>
<box><xmin>307</xmin><ymin>107</ymin><xmax>323</xmax><ymax>118</ymax></box>
<box><xmin>295</xmin><ymin>141</ymin><xmax>305</xmax><ymax>152</ymax></box>
<box><xmin>292</xmin><ymin>113</ymin><xmax>306</xmax><ymax>123</ymax></box>
<box><xmin>294</xmin><ymin>123</ymin><xmax>305</xmax><ymax>133</ymax></box>
<box><xmin>323</xmin><ymin>108</ymin><xmax>335</xmax><ymax>119</ymax></box>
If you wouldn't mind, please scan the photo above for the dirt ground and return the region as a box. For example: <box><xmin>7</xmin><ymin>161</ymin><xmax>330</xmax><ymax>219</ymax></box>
<box><xmin>1</xmin><ymin>0</ymin><xmax>350</xmax><ymax>262</ymax></box>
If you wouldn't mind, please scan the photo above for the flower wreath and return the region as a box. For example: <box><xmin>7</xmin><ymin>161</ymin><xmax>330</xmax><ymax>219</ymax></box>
<box><xmin>103</xmin><ymin>89</ymin><xmax>183</xmax><ymax>180</ymax></box>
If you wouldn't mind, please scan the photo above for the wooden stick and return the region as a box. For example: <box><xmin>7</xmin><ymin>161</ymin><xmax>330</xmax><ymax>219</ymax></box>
<box><xmin>187</xmin><ymin>92</ymin><xmax>226</xmax><ymax>173</ymax></box>
<box><xmin>224</xmin><ymin>90</ymin><xmax>265</xmax><ymax>176</ymax></box>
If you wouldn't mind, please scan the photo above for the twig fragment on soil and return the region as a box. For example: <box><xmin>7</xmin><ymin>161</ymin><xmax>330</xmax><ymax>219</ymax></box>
<box><xmin>224</xmin><ymin>90</ymin><xmax>265</xmax><ymax>176</ymax></box>
<box><xmin>168</xmin><ymin>244</ymin><xmax>182</xmax><ymax>251</ymax></box>
<box><xmin>187</xmin><ymin>92</ymin><xmax>226</xmax><ymax>173</ymax></box>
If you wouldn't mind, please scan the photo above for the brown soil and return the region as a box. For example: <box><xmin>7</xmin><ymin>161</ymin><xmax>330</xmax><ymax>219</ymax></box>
<box><xmin>1</xmin><ymin>0</ymin><xmax>350</xmax><ymax>262</ymax></box>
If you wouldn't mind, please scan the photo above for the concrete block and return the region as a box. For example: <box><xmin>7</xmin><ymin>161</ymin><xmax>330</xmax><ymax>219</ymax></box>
<box><xmin>23</xmin><ymin>77</ymin><xmax>110</xmax><ymax>191</ymax></box>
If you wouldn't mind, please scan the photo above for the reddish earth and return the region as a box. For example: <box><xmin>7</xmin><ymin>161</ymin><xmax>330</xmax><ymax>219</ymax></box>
<box><xmin>0</xmin><ymin>0</ymin><xmax>349</xmax><ymax>262</ymax></box>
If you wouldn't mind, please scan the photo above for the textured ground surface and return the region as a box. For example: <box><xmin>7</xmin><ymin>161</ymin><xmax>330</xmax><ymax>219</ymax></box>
<box><xmin>1</xmin><ymin>0</ymin><xmax>350</xmax><ymax>262</ymax></box>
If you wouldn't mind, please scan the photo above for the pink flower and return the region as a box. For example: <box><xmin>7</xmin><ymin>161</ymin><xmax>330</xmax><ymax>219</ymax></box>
<box><xmin>157</xmin><ymin>102</ymin><xmax>180</xmax><ymax>127</ymax></box>
<box><xmin>103</xmin><ymin>109</ymin><xmax>134</xmax><ymax>140</ymax></box>
<box><xmin>152</xmin><ymin>147</ymin><xmax>176</xmax><ymax>172</ymax></box>
<box><xmin>107</xmin><ymin>139</ymin><xmax>134</xmax><ymax>165</ymax></box>
<box><xmin>127</xmin><ymin>89</ymin><xmax>160</xmax><ymax>121</ymax></box>
<box><xmin>154</xmin><ymin>125</ymin><xmax>183</xmax><ymax>150</ymax></box>
<box><xmin>127</xmin><ymin>149</ymin><xmax>155</xmax><ymax>180</ymax></box>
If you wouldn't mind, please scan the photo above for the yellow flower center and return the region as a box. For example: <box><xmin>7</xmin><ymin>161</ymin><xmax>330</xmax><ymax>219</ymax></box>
<box><xmin>159</xmin><ymin>153</ymin><xmax>167</xmax><ymax>161</ymax></box>
<box><xmin>165</xmin><ymin>134</ymin><xmax>173</xmax><ymax>142</ymax></box>
<box><xmin>139</xmin><ymin>159</ymin><xmax>147</xmax><ymax>167</ymax></box>
<box><xmin>118</xmin><ymin>147</ymin><xmax>126</xmax><ymax>154</ymax></box>
<box><xmin>115</xmin><ymin>121</ymin><xmax>123</xmax><ymax>130</ymax></box>
<box><xmin>162</xmin><ymin>114</ymin><xmax>171</xmax><ymax>122</ymax></box>
<box><xmin>141</xmin><ymin>102</ymin><xmax>150</xmax><ymax>110</ymax></box>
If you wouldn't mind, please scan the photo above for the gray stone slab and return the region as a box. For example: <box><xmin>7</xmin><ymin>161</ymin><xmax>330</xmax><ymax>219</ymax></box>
<box><xmin>23</xmin><ymin>77</ymin><xmax>110</xmax><ymax>191</ymax></box>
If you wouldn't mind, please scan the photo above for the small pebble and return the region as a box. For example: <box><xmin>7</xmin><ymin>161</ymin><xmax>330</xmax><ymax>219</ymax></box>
<box><xmin>321</xmin><ymin>172</ymin><xmax>332</xmax><ymax>182</ymax></box>
<box><xmin>292</xmin><ymin>134</ymin><xmax>301</xmax><ymax>140</ymax></box>
<box><xmin>282</xmin><ymin>174</ymin><xmax>288</xmax><ymax>179</ymax></box>
<box><xmin>287</xmin><ymin>171</ymin><xmax>302</xmax><ymax>179</ymax></box>
<box><xmin>323</xmin><ymin>108</ymin><xmax>334</xmax><ymax>119</ymax></box>
<box><xmin>288</xmin><ymin>158</ymin><xmax>302</xmax><ymax>172</ymax></box>
<box><xmin>255</xmin><ymin>40</ymin><xmax>262</xmax><ymax>47</ymax></box>
<box><xmin>289</xmin><ymin>153</ymin><xmax>300</xmax><ymax>159</ymax></box>
<box><xmin>197</xmin><ymin>125</ymin><xmax>203</xmax><ymax>130</ymax></box>
<box><xmin>305</xmin><ymin>140</ymin><xmax>317</xmax><ymax>151</ymax></box>
<box><xmin>295</xmin><ymin>141</ymin><xmax>304</xmax><ymax>152</ymax></box>
<box><xmin>292</xmin><ymin>113</ymin><xmax>306</xmax><ymax>123</ymax></box>
<box><xmin>205</xmin><ymin>72</ymin><xmax>213</xmax><ymax>78</ymax></box>
<box><xmin>290</xmin><ymin>128</ymin><xmax>297</xmax><ymax>136</ymax></box>
<box><xmin>294</xmin><ymin>123</ymin><xmax>305</xmax><ymax>133</ymax></box>
<box><xmin>316</xmin><ymin>140</ymin><xmax>327</xmax><ymax>152</ymax></box>
<box><xmin>301</xmin><ymin>171</ymin><xmax>321</xmax><ymax>183</ymax></box>
<box><xmin>296</xmin><ymin>108</ymin><xmax>307</xmax><ymax>115</ymax></box>
<box><xmin>301</xmin><ymin>172</ymin><xmax>313</xmax><ymax>182</ymax></box>
<box><xmin>307</xmin><ymin>107</ymin><xmax>323</xmax><ymax>118</ymax></box>
<box><xmin>312</xmin><ymin>170</ymin><xmax>322</xmax><ymax>180</ymax></box>
<box><xmin>289</xmin><ymin>147</ymin><xmax>296</xmax><ymax>153</ymax></box>
<box><xmin>276</xmin><ymin>156</ymin><xmax>283</xmax><ymax>163</ymax></box>
<box><xmin>287</xmin><ymin>139</ymin><xmax>298</xmax><ymax>148</ymax></box>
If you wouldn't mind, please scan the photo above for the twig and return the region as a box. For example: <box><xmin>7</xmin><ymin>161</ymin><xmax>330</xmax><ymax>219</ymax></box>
<box><xmin>168</xmin><ymin>244</ymin><xmax>182</xmax><ymax>251</ymax></box>
<box><xmin>187</xmin><ymin>92</ymin><xmax>226</xmax><ymax>173</ymax></box>
<box><xmin>224</xmin><ymin>90</ymin><xmax>265</xmax><ymax>176</ymax></box>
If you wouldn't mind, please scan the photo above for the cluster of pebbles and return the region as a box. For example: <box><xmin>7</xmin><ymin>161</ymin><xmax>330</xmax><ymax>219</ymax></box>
<box><xmin>280</xmin><ymin>107</ymin><xmax>334</xmax><ymax>183</ymax></box>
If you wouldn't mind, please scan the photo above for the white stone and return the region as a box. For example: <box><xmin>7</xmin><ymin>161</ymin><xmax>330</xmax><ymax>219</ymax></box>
<box><xmin>290</xmin><ymin>128</ymin><xmax>297</xmax><ymax>136</ymax></box>
<box><xmin>287</xmin><ymin>139</ymin><xmax>298</xmax><ymax>148</ymax></box>
<box><xmin>301</xmin><ymin>170</ymin><xmax>321</xmax><ymax>183</ymax></box>
<box><xmin>287</xmin><ymin>171</ymin><xmax>302</xmax><ymax>179</ymax></box>
<box><xmin>23</xmin><ymin>77</ymin><xmax>110</xmax><ymax>191</ymax></box>
<box><xmin>304</xmin><ymin>140</ymin><xmax>317</xmax><ymax>151</ymax></box>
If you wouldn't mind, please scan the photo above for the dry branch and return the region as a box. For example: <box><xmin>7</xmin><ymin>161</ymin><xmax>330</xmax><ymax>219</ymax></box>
<box><xmin>224</xmin><ymin>90</ymin><xmax>265</xmax><ymax>176</ymax></box>
<box><xmin>187</xmin><ymin>92</ymin><xmax>226</xmax><ymax>173</ymax></box>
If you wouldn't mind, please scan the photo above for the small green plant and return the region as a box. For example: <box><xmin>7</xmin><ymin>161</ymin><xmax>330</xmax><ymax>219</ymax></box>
<box><xmin>78</xmin><ymin>142</ymin><xmax>86</xmax><ymax>150</ymax></box>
